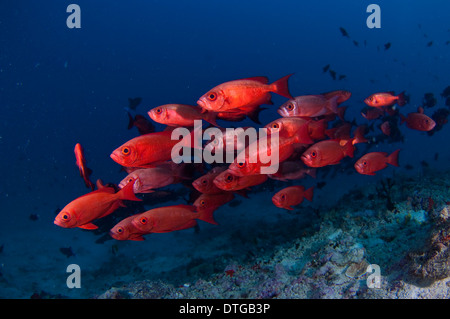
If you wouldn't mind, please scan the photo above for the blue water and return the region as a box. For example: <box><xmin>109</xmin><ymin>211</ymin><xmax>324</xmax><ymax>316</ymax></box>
<box><xmin>0</xmin><ymin>0</ymin><xmax>449</xmax><ymax>298</ymax></box>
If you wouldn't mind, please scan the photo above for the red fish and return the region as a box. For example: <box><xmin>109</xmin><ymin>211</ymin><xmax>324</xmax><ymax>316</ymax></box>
<box><xmin>131</xmin><ymin>205</ymin><xmax>217</xmax><ymax>234</ymax></box>
<box><xmin>321</xmin><ymin>90</ymin><xmax>352</xmax><ymax>105</ymax></box>
<box><xmin>268</xmin><ymin>161</ymin><xmax>316</xmax><ymax>181</ymax></box>
<box><xmin>118</xmin><ymin>162</ymin><xmax>190</xmax><ymax>193</ymax></box>
<box><xmin>400</xmin><ymin>107</ymin><xmax>436</xmax><ymax>131</ymax></box>
<box><xmin>272</xmin><ymin>186</ymin><xmax>314</xmax><ymax>210</ymax></box>
<box><xmin>361</xmin><ymin>107</ymin><xmax>384</xmax><ymax>120</ymax></box>
<box><xmin>110</xmin><ymin>130</ymin><xmax>195</xmax><ymax>168</ymax></box>
<box><xmin>301</xmin><ymin>139</ymin><xmax>354</xmax><ymax>167</ymax></box>
<box><xmin>354</xmin><ymin>150</ymin><xmax>400</xmax><ymax>175</ymax></box>
<box><xmin>192</xmin><ymin>166</ymin><xmax>228</xmax><ymax>194</ymax></box>
<box><xmin>193</xmin><ymin>192</ymin><xmax>235</xmax><ymax>213</ymax></box>
<box><xmin>148</xmin><ymin>104</ymin><xmax>218</xmax><ymax>127</ymax></box>
<box><xmin>264</xmin><ymin>117</ymin><xmax>314</xmax><ymax>144</ymax></box>
<box><xmin>278</xmin><ymin>94</ymin><xmax>339</xmax><ymax>118</ymax></box>
<box><xmin>217</xmin><ymin>104</ymin><xmax>267</xmax><ymax>124</ymax></box>
<box><xmin>380</xmin><ymin>121</ymin><xmax>391</xmax><ymax>136</ymax></box>
<box><xmin>364</xmin><ymin>91</ymin><xmax>406</xmax><ymax>108</ymax></box>
<box><xmin>54</xmin><ymin>178</ymin><xmax>141</xmax><ymax>230</ymax></box>
<box><xmin>127</xmin><ymin>112</ymin><xmax>155</xmax><ymax>135</ymax></box>
<box><xmin>228</xmin><ymin>134</ymin><xmax>298</xmax><ymax>176</ymax></box>
<box><xmin>74</xmin><ymin>143</ymin><xmax>94</xmax><ymax>191</ymax></box>
<box><xmin>213</xmin><ymin>169</ymin><xmax>268</xmax><ymax>191</ymax></box>
<box><xmin>197</xmin><ymin>74</ymin><xmax>293</xmax><ymax>113</ymax></box>
<box><xmin>110</xmin><ymin>215</ymin><xmax>146</xmax><ymax>241</ymax></box>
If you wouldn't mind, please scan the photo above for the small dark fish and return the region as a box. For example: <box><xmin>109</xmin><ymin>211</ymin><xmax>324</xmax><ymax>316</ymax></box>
<box><xmin>441</xmin><ymin>86</ymin><xmax>450</xmax><ymax>98</ymax></box>
<box><xmin>0</xmin><ymin>244</ymin><xmax>3</xmax><ymax>254</ymax></box>
<box><xmin>54</xmin><ymin>207</ymin><xmax>61</xmax><ymax>215</ymax></box>
<box><xmin>338</xmin><ymin>74</ymin><xmax>346</xmax><ymax>81</ymax></box>
<box><xmin>127</xmin><ymin>112</ymin><xmax>155</xmax><ymax>135</ymax></box>
<box><xmin>316</xmin><ymin>181</ymin><xmax>327</xmax><ymax>189</ymax></box>
<box><xmin>446</xmin><ymin>97</ymin><xmax>450</xmax><ymax>107</ymax></box>
<box><xmin>422</xmin><ymin>93</ymin><xmax>437</xmax><ymax>108</ymax></box>
<box><xmin>364</xmin><ymin>40</ymin><xmax>367</xmax><ymax>47</ymax></box>
<box><xmin>339</xmin><ymin>27</ymin><xmax>349</xmax><ymax>38</ymax></box>
<box><xmin>352</xmin><ymin>40</ymin><xmax>359</xmax><ymax>47</ymax></box>
<box><xmin>420</xmin><ymin>160</ymin><xmax>429</xmax><ymax>168</ymax></box>
<box><xmin>404</xmin><ymin>164</ymin><xmax>414</xmax><ymax>170</ymax></box>
<box><xmin>128</xmin><ymin>97</ymin><xmax>142</xmax><ymax>110</ymax></box>
<box><xmin>29</xmin><ymin>214</ymin><xmax>39</xmax><ymax>221</ymax></box>
<box><xmin>329</xmin><ymin>70</ymin><xmax>337</xmax><ymax>80</ymax></box>
<box><xmin>434</xmin><ymin>153</ymin><xmax>439</xmax><ymax>161</ymax></box>
<box><xmin>427</xmin><ymin>108</ymin><xmax>450</xmax><ymax>136</ymax></box>
<box><xmin>427</xmin><ymin>41</ymin><xmax>433</xmax><ymax>47</ymax></box>
<box><xmin>59</xmin><ymin>247</ymin><xmax>75</xmax><ymax>258</ymax></box>
<box><xmin>384</xmin><ymin>42</ymin><xmax>391</xmax><ymax>50</ymax></box>
<box><xmin>446</xmin><ymin>40</ymin><xmax>450</xmax><ymax>45</ymax></box>
<box><xmin>323</xmin><ymin>64</ymin><xmax>330</xmax><ymax>73</ymax></box>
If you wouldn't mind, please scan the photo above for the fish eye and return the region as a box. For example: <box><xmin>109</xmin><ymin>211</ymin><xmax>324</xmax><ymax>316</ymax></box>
<box><xmin>286</xmin><ymin>104</ymin><xmax>294</xmax><ymax>111</ymax></box>
<box><xmin>363</xmin><ymin>161</ymin><xmax>367</xmax><ymax>166</ymax></box>
<box><xmin>121</xmin><ymin>146</ymin><xmax>131</xmax><ymax>156</ymax></box>
<box><xmin>271</xmin><ymin>123</ymin><xmax>279</xmax><ymax>129</ymax></box>
<box><xmin>61</xmin><ymin>212</ymin><xmax>70</xmax><ymax>221</ymax></box>
<box><xmin>207</xmin><ymin>92</ymin><xmax>217</xmax><ymax>101</ymax></box>
<box><xmin>237</xmin><ymin>162</ymin><xmax>246</xmax><ymax>168</ymax></box>
<box><xmin>225</xmin><ymin>174</ymin><xmax>234</xmax><ymax>182</ymax></box>
<box><xmin>116</xmin><ymin>227</ymin><xmax>124</xmax><ymax>233</ymax></box>
<box><xmin>281</xmin><ymin>194</ymin><xmax>286</xmax><ymax>200</ymax></box>
<box><xmin>128</xmin><ymin>178</ymin><xmax>133</xmax><ymax>182</ymax></box>
<box><xmin>311</xmin><ymin>151</ymin><xmax>317</xmax><ymax>158</ymax></box>
<box><xmin>139</xmin><ymin>217</ymin><xmax>148</xmax><ymax>225</ymax></box>
<box><xmin>155</xmin><ymin>108</ymin><xmax>162</xmax><ymax>114</ymax></box>
<box><xmin>200</xmin><ymin>200</ymin><xmax>206</xmax><ymax>206</ymax></box>
<box><xmin>368</xmin><ymin>97</ymin><xmax>373</xmax><ymax>101</ymax></box>
<box><xmin>201</xmin><ymin>179</ymin><xmax>208</xmax><ymax>185</ymax></box>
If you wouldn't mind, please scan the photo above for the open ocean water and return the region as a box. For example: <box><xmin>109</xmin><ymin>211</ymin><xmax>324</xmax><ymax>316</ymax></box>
<box><xmin>0</xmin><ymin>0</ymin><xmax>449</xmax><ymax>302</ymax></box>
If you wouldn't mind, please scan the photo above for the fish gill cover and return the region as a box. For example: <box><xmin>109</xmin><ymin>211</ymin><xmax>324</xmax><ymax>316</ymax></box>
<box><xmin>0</xmin><ymin>0</ymin><xmax>449</xmax><ymax>302</ymax></box>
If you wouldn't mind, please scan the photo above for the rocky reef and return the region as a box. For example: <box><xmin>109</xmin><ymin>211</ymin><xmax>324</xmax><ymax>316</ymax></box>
<box><xmin>97</xmin><ymin>170</ymin><xmax>450</xmax><ymax>299</ymax></box>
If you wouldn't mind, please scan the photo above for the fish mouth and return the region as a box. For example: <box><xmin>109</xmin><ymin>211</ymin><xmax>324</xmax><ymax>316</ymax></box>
<box><xmin>277</xmin><ymin>107</ymin><xmax>288</xmax><ymax>117</ymax></box>
<box><xmin>110</xmin><ymin>151</ymin><xmax>121</xmax><ymax>164</ymax></box>
<box><xmin>197</xmin><ymin>98</ymin><xmax>207</xmax><ymax>110</ymax></box>
<box><xmin>300</xmin><ymin>154</ymin><xmax>310</xmax><ymax>165</ymax></box>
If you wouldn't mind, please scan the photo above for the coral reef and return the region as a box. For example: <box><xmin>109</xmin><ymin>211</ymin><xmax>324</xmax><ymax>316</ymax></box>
<box><xmin>95</xmin><ymin>170</ymin><xmax>450</xmax><ymax>299</ymax></box>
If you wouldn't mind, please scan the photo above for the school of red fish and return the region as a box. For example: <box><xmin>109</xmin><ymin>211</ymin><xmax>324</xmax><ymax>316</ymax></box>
<box><xmin>54</xmin><ymin>74</ymin><xmax>438</xmax><ymax>241</ymax></box>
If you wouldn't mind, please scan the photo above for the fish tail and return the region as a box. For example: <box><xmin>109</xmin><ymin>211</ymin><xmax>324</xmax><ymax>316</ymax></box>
<box><xmin>343</xmin><ymin>140</ymin><xmax>355</xmax><ymax>158</ymax></box>
<box><xmin>197</xmin><ymin>208</ymin><xmax>218</xmax><ymax>225</ymax></box>
<box><xmin>326</xmin><ymin>95</ymin><xmax>339</xmax><ymax>114</ymax></box>
<box><xmin>352</xmin><ymin>125</ymin><xmax>368</xmax><ymax>145</ymax></box>
<box><xmin>336</xmin><ymin>105</ymin><xmax>347</xmax><ymax>120</ymax></box>
<box><xmin>306</xmin><ymin>168</ymin><xmax>316</xmax><ymax>178</ymax></box>
<box><xmin>127</xmin><ymin>111</ymin><xmax>135</xmax><ymax>130</ymax></box>
<box><xmin>203</xmin><ymin>111</ymin><xmax>220</xmax><ymax>127</ymax></box>
<box><xmin>271</xmin><ymin>73</ymin><xmax>294</xmax><ymax>99</ymax></box>
<box><xmin>118</xmin><ymin>178</ymin><xmax>142</xmax><ymax>202</ymax></box>
<box><xmin>397</xmin><ymin>91</ymin><xmax>407</xmax><ymax>106</ymax></box>
<box><xmin>399</xmin><ymin>113</ymin><xmax>407</xmax><ymax>124</ymax></box>
<box><xmin>387</xmin><ymin>149</ymin><xmax>400</xmax><ymax>167</ymax></box>
<box><xmin>304</xmin><ymin>186</ymin><xmax>314</xmax><ymax>202</ymax></box>
<box><xmin>247</xmin><ymin>106</ymin><xmax>267</xmax><ymax>124</ymax></box>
